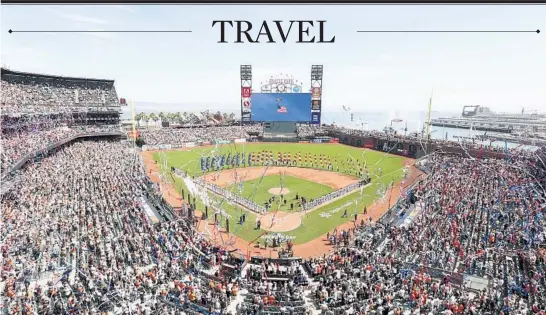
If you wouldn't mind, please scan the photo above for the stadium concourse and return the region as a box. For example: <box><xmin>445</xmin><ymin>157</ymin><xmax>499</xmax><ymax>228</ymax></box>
<box><xmin>1</xmin><ymin>69</ymin><xmax>546</xmax><ymax>315</ymax></box>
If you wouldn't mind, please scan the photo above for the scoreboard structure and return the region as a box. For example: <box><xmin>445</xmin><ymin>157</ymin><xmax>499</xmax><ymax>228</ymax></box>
<box><xmin>310</xmin><ymin>65</ymin><xmax>323</xmax><ymax>125</ymax></box>
<box><xmin>240</xmin><ymin>65</ymin><xmax>323</xmax><ymax>124</ymax></box>
<box><xmin>240</xmin><ymin>65</ymin><xmax>253</xmax><ymax>122</ymax></box>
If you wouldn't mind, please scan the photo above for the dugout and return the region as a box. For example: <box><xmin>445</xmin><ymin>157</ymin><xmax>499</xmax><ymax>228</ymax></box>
<box><xmin>251</xmin><ymin>256</ymin><xmax>302</xmax><ymax>265</ymax></box>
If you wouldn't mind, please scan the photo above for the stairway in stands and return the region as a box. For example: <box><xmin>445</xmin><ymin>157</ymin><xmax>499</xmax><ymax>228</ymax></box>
<box><xmin>298</xmin><ymin>263</ymin><xmax>321</xmax><ymax>315</ymax></box>
<box><xmin>225</xmin><ymin>263</ymin><xmax>251</xmax><ymax>314</ymax></box>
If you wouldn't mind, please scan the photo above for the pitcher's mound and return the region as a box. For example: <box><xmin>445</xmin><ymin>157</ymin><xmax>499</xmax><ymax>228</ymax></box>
<box><xmin>268</xmin><ymin>187</ymin><xmax>290</xmax><ymax>195</ymax></box>
<box><xmin>260</xmin><ymin>211</ymin><xmax>301</xmax><ymax>232</ymax></box>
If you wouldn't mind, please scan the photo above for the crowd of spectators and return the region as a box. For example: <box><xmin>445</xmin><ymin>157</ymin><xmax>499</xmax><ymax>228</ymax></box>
<box><xmin>3</xmin><ymin>131</ymin><xmax>544</xmax><ymax>315</ymax></box>
<box><xmin>0</xmin><ymin>70</ymin><xmax>246</xmax><ymax>314</ymax></box>
<box><xmin>0</xmin><ymin>140</ymin><xmax>246</xmax><ymax>314</ymax></box>
<box><xmin>328</xmin><ymin>125</ymin><xmax>540</xmax><ymax>158</ymax></box>
<box><xmin>1</xmin><ymin>122</ymin><xmax>120</xmax><ymax>175</ymax></box>
<box><xmin>1</xmin><ymin>70</ymin><xmax>119</xmax><ymax>114</ymax></box>
<box><xmin>297</xmin><ymin>124</ymin><xmax>329</xmax><ymax>138</ymax></box>
<box><xmin>140</xmin><ymin>125</ymin><xmax>263</xmax><ymax>146</ymax></box>
<box><xmin>1</xmin><ymin>69</ymin><xmax>122</xmax><ymax>175</ymax></box>
<box><xmin>306</xmin><ymin>152</ymin><xmax>546</xmax><ymax>314</ymax></box>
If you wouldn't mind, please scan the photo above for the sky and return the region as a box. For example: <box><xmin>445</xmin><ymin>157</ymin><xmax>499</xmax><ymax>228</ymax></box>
<box><xmin>1</xmin><ymin>5</ymin><xmax>545</xmax><ymax>114</ymax></box>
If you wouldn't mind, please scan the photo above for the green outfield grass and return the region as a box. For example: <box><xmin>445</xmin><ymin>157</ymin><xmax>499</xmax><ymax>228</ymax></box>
<box><xmin>153</xmin><ymin>143</ymin><xmax>407</xmax><ymax>245</ymax></box>
<box><xmin>227</xmin><ymin>174</ymin><xmax>334</xmax><ymax>212</ymax></box>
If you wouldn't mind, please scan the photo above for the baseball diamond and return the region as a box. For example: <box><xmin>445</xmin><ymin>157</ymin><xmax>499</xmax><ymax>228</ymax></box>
<box><xmin>142</xmin><ymin>142</ymin><xmax>415</xmax><ymax>248</ymax></box>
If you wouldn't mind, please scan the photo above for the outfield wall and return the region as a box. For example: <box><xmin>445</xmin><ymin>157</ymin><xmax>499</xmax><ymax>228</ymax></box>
<box><xmin>141</xmin><ymin>138</ymin><xmax>248</xmax><ymax>151</ymax></box>
<box><xmin>141</xmin><ymin>129</ymin><xmax>522</xmax><ymax>161</ymax></box>
<box><xmin>259</xmin><ymin>137</ymin><xmax>300</xmax><ymax>143</ymax></box>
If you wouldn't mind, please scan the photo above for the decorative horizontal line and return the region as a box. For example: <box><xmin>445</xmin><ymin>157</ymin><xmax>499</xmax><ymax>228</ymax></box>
<box><xmin>357</xmin><ymin>30</ymin><xmax>540</xmax><ymax>33</ymax></box>
<box><xmin>8</xmin><ymin>30</ymin><xmax>192</xmax><ymax>33</ymax></box>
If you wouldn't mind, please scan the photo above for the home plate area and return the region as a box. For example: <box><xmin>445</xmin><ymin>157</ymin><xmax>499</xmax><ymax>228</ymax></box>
<box><xmin>259</xmin><ymin>211</ymin><xmax>302</xmax><ymax>232</ymax></box>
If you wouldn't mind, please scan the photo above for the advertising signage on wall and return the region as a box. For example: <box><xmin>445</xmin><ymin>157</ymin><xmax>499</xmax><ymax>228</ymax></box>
<box><xmin>311</xmin><ymin>87</ymin><xmax>321</xmax><ymax>100</ymax></box>
<box><xmin>311</xmin><ymin>113</ymin><xmax>321</xmax><ymax>125</ymax></box>
<box><xmin>241</xmin><ymin>87</ymin><xmax>251</xmax><ymax>98</ymax></box>
<box><xmin>242</xmin><ymin>111</ymin><xmax>251</xmax><ymax>121</ymax></box>
<box><xmin>312</xmin><ymin>101</ymin><xmax>320</xmax><ymax>110</ymax></box>
<box><xmin>241</xmin><ymin>98</ymin><xmax>251</xmax><ymax>112</ymax></box>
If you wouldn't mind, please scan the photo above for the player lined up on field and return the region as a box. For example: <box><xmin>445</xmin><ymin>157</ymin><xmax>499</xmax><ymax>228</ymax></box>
<box><xmin>200</xmin><ymin>150</ymin><xmax>369</xmax><ymax>178</ymax></box>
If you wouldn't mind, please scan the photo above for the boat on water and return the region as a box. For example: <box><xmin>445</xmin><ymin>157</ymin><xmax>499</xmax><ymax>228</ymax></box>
<box><xmin>430</xmin><ymin>105</ymin><xmax>546</xmax><ymax>133</ymax></box>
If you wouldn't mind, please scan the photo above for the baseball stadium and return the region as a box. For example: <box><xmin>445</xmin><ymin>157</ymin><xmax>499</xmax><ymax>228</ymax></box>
<box><xmin>1</xmin><ymin>65</ymin><xmax>545</xmax><ymax>315</ymax></box>
<box><xmin>138</xmin><ymin>66</ymin><xmax>421</xmax><ymax>259</ymax></box>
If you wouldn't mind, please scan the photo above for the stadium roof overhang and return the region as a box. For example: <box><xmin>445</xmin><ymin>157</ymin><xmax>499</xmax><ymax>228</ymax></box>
<box><xmin>1</xmin><ymin>68</ymin><xmax>115</xmax><ymax>84</ymax></box>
